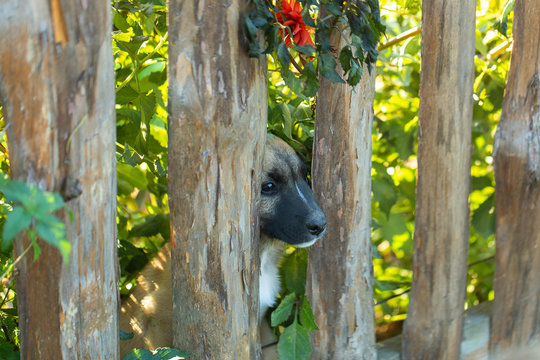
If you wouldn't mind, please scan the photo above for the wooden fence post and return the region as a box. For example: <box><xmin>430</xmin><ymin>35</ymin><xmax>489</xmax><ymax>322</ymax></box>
<box><xmin>308</xmin><ymin>30</ymin><xmax>377</xmax><ymax>359</ymax></box>
<box><xmin>0</xmin><ymin>1</ymin><xmax>118</xmax><ymax>358</ymax></box>
<box><xmin>490</xmin><ymin>0</ymin><xmax>540</xmax><ymax>355</ymax></box>
<box><xmin>401</xmin><ymin>0</ymin><xmax>475</xmax><ymax>359</ymax></box>
<box><xmin>167</xmin><ymin>1</ymin><xmax>266</xmax><ymax>358</ymax></box>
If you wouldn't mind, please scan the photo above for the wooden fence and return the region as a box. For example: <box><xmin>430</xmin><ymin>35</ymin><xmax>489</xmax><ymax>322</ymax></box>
<box><xmin>0</xmin><ymin>0</ymin><xmax>538</xmax><ymax>359</ymax></box>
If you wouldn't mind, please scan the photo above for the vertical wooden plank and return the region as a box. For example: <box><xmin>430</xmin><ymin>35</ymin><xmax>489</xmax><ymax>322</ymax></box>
<box><xmin>167</xmin><ymin>1</ymin><xmax>266</xmax><ymax>358</ymax></box>
<box><xmin>0</xmin><ymin>0</ymin><xmax>117</xmax><ymax>358</ymax></box>
<box><xmin>308</xmin><ymin>30</ymin><xmax>377</xmax><ymax>359</ymax></box>
<box><xmin>490</xmin><ymin>0</ymin><xmax>540</xmax><ymax>355</ymax></box>
<box><xmin>401</xmin><ymin>0</ymin><xmax>475</xmax><ymax>359</ymax></box>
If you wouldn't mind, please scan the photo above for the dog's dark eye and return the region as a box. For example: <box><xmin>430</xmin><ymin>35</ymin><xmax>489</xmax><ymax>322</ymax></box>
<box><xmin>261</xmin><ymin>182</ymin><xmax>277</xmax><ymax>195</ymax></box>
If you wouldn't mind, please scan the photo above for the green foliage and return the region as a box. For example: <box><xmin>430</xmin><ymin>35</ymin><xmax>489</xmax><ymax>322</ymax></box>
<box><xmin>277</xmin><ymin>321</ymin><xmax>311</xmax><ymax>360</ymax></box>
<box><xmin>0</xmin><ymin>0</ymin><xmax>514</xmax><ymax>357</ymax></box>
<box><xmin>0</xmin><ymin>176</ymin><xmax>70</xmax><ymax>263</ymax></box>
<box><xmin>0</xmin><ymin>108</ymin><xmax>72</xmax><ymax>354</ymax></box>
<box><xmin>0</xmin><ymin>157</ymin><xmax>72</xmax><ymax>358</ymax></box>
<box><xmin>112</xmin><ymin>0</ymin><xmax>170</xmax><ymax>297</ymax></box>
<box><xmin>371</xmin><ymin>0</ymin><xmax>511</xmax><ymax>330</ymax></box>
<box><xmin>268</xmin><ymin>247</ymin><xmax>317</xmax><ymax>358</ymax></box>
<box><xmin>122</xmin><ymin>348</ymin><xmax>194</xmax><ymax>360</ymax></box>
<box><xmin>247</xmin><ymin>0</ymin><xmax>385</xmax><ymax>95</ymax></box>
<box><xmin>492</xmin><ymin>0</ymin><xmax>514</xmax><ymax>37</ymax></box>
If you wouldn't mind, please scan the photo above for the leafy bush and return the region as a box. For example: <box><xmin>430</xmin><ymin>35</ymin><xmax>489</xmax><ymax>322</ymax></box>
<box><xmin>0</xmin><ymin>0</ymin><xmax>514</xmax><ymax>358</ymax></box>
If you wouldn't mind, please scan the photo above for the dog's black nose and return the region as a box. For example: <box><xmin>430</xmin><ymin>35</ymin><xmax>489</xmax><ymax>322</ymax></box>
<box><xmin>307</xmin><ymin>219</ymin><xmax>326</xmax><ymax>236</ymax></box>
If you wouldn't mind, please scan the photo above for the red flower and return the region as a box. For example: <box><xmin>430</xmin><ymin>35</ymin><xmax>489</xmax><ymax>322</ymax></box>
<box><xmin>276</xmin><ymin>0</ymin><xmax>315</xmax><ymax>48</ymax></box>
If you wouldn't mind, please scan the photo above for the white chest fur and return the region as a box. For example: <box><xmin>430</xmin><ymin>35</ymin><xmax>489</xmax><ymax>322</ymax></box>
<box><xmin>259</xmin><ymin>237</ymin><xmax>285</xmax><ymax>316</ymax></box>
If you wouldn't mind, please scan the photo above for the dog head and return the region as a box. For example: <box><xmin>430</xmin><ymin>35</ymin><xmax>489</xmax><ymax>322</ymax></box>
<box><xmin>258</xmin><ymin>136</ymin><xmax>326</xmax><ymax>247</ymax></box>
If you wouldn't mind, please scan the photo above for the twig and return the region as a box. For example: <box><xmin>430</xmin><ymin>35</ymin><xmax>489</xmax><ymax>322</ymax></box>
<box><xmin>374</xmin><ymin>255</ymin><xmax>495</xmax><ymax>306</ymax></box>
<box><xmin>0</xmin><ymin>288</ymin><xmax>10</xmax><ymax>308</ymax></box>
<box><xmin>487</xmin><ymin>40</ymin><xmax>512</xmax><ymax>62</ymax></box>
<box><xmin>262</xmin><ymin>340</ymin><xmax>278</xmax><ymax>349</ymax></box>
<box><xmin>0</xmin><ymin>243</ymin><xmax>32</xmax><ymax>283</ymax></box>
<box><xmin>1</xmin><ymin>324</ymin><xmax>12</xmax><ymax>345</ymax></box>
<box><xmin>378</xmin><ymin>26</ymin><xmax>421</xmax><ymax>52</ymax></box>
<box><xmin>375</xmin><ymin>288</ymin><xmax>411</xmax><ymax>306</ymax></box>
<box><xmin>116</xmin><ymin>32</ymin><xmax>168</xmax><ymax>92</ymax></box>
<box><xmin>287</xmin><ymin>51</ymin><xmax>303</xmax><ymax>73</ymax></box>
<box><xmin>468</xmin><ymin>255</ymin><xmax>495</xmax><ymax>268</ymax></box>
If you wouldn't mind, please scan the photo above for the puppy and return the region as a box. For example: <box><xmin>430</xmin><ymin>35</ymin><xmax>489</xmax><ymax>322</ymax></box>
<box><xmin>120</xmin><ymin>136</ymin><xmax>326</xmax><ymax>356</ymax></box>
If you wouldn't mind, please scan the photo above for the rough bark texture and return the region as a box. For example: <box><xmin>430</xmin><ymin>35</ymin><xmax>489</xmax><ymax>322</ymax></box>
<box><xmin>167</xmin><ymin>1</ymin><xmax>266</xmax><ymax>358</ymax></box>
<box><xmin>401</xmin><ymin>1</ymin><xmax>475</xmax><ymax>359</ymax></box>
<box><xmin>0</xmin><ymin>1</ymin><xmax>117</xmax><ymax>359</ymax></box>
<box><xmin>490</xmin><ymin>0</ymin><xmax>540</xmax><ymax>355</ymax></box>
<box><xmin>307</xmin><ymin>31</ymin><xmax>377</xmax><ymax>359</ymax></box>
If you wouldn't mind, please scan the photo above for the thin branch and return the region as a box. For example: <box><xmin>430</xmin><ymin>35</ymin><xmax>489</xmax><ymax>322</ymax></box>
<box><xmin>0</xmin><ymin>243</ymin><xmax>32</xmax><ymax>283</ymax></box>
<box><xmin>374</xmin><ymin>255</ymin><xmax>495</xmax><ymax>306</ymax></box>
<box><xmin>262</xmin><ymin>340</ymin><xmax>278</xmax><ymax>349</ymax></box>
<box><xmin>378</xmin><ymin>26</ymin><xmax>421</xmax><ymax>52</ymax></box>
<box><xmin>375</xmin><ymin>288</ymin><xmax>411</xmax><ymax>306</ymax></box>
<box><xmin>487</xmin><ymin>39</ymin><xmax>512</xmax><ymax>61</ymax></box>
<box><xmin>288</xmin><ymin>51</ymin><xmax>303</xmax><ymax>73</ymax></box>
<box><xmin>468</xmin><ymin>255</ymin><xmax>495</xmax><ymax>268</ymax></box>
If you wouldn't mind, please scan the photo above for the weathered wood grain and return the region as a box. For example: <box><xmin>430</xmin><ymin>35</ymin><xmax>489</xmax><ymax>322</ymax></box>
<box><xmin>307</xmin><ymin>29</ymin><xmax>377</xmax><ymax>359</ymax></box>
<box><xmin>490</xmin><ymin>0</ymin><xmax>540</xmax><ymax>355</ymax></box>
<box><xmin>0</xmin><ymin>1</ymin><xmax>118</xmax><ymax>358</ymax></box>
<box><xmin>401</xmin><ymin>0</ymin><xmax>476</xmax><ymax>359</ymax></box>
<box><xmin>167</xmin><ymin>1</ymin><xmax>266</xmax><ymax>358</ymax></box>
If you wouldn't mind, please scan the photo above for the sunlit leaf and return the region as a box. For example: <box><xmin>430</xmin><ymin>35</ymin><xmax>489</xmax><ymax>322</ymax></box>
<box><xmin>277</xmin><ymin>321</ymin><xmax>311</xmax><ymax>360</ymax></box>
<box><xmin>2</xmin><ymin>207</ymin><xmax>32</xmax><ymax>248</ymax></box>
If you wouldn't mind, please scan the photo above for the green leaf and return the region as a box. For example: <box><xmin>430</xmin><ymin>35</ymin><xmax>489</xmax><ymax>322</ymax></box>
<box><xmin>153</xmin><ymin>348</ymin><xmax>195</xmax><ymax>359</ymax></box>
<box><xmin>0</xmin><ymin>180</ymin><xmax>33</xmax><ymax>206</ymax></box>
<box><xmin>472</xmin><ymin>193</ymin><xmax>495</xmax><ymax>239</ymax></box>
<box><xmin>271</xmin><ymin>292</ymin><xmax>296</xmax><ymax>327</ymax></box>
<box><xmin>492</xmin><ymin>0</ymin><xmax>514</xmax><ymax>37</ymax></box>
<box><xmin>139</xmin><ymin>92</ymin><xmax>157</xmax><ymax>127</ymax></box>
<box><xmin>347</xmin><ymin>62</ymin><xmax>363</xmax><ymax>87</ymax></box>
<box><xmin>300</xmin><ymin>62</ymin><xmax>319</xmax><ymax>98</ymax></box>
<box><xmin>281</xmin><ymin>70</ymin><xmax>308</xmax><ymax>101</ymax></box>
<box><xmin>117</xmin><ymin>162</ymin><xmax>148</xmax><ymax>190</ymax></box>
<box><xmin>0</xmin><ymin>342</ymin><xmax>19</xmax><ymax>360</ymax></box>
<box><xmin>33</xmin><ymin>191</ymin><xmax>64</xmax><ymax>216</ymax></box>
<box><xmin>299</xmin><ymin>297</ymin><xmax>318</xmax><ymax>331</ymax></box>
<box><xmin>277</xmin><ymin>321</ymin><xmax>312</xmax><ymax>360</ymax></box>
<box><xmin>28</xmin><ymin>230</ymin><xmax>42</xmax><ymax>261</ymax></box>
<box><xmin>372</xmin><ymin>175</ymin><xmax>397</xmax><ymax>216</ymax></box>
<box><xmin>0</xmin><ymin>308</ymin><xmax>18</xmax><ymax>317</ymax></box>
<box><xmin>294</xmin><ymin>45</ymin><xmax>316</xmax><ymax>57</ymax></box>
<box><xmin>325</xmin><ymin>2</ymin><xmax>343</xmax><ymax>16</ymax></box>
<box><xmin>281</xmin><ymin>103</ymin><xmax>293</xmax><ymax>139</ymax></box>
<box><xmin>122</xmin><ymin>144</ymin><xmax>143</xmax><ymax>167</ymax></box>
<box><xmin>155</xmin><ymin>158</ymin><xmax>167</xmax><ymax>177</ymax></box>
<box><xmin>339</xmin><ymin>46</ymin><xmax>353</xmax><ymax>74</ymax></box>
<box><xmin>138</xmin><ymin>61</ymin><xmax>165</xmax><ymax>80</ymax></box>
<box><xmin>375</xmin><ymin>279</ymin><xmax>404</xmax><ymax>292</ymax></box>
<box><xmin>319</xmin><ymin>53</ymin><xmax>345</xmax><ymax>84</ymax></box>
<box><xmin>277</xmin><ymin>42</ymin><xmax>291</xmax><ymax>69</ymax></box>
<box><xmin>122</xmin><ymin>347</ymin><xmax>194</xmax><ymax>360</ymax></box>
<box><xmin>2</xmin><ymin>206</ymin><xmax>32</xmax><ymax>249</ymax></box>
<box><xmin>117</xmin><ymin>86</ymin><xmax>140</xmax><ymax>105</ymax></box>
<box><xmin>280</xmin><ymin>248</ymin><xmax>308</xmax><ymax>295</ymax></box>
<box><xmin>128</xmin><ymin>213</ymin><xmax>170</xmax><ymax>240</ymax></box>
<box><xmin>113</xmin><ymin>9</ymin><xmax>131</xmax><ymax>32</ymax></box>
<box><xmin>35</xmin><ymin>219</ymin><xmax>70</xmax><ymax>262</ymax></box>
<box><xmin>117</xmin><ymin>108</ymin><xmax>142</xmax><ymax>128</ymax></box>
